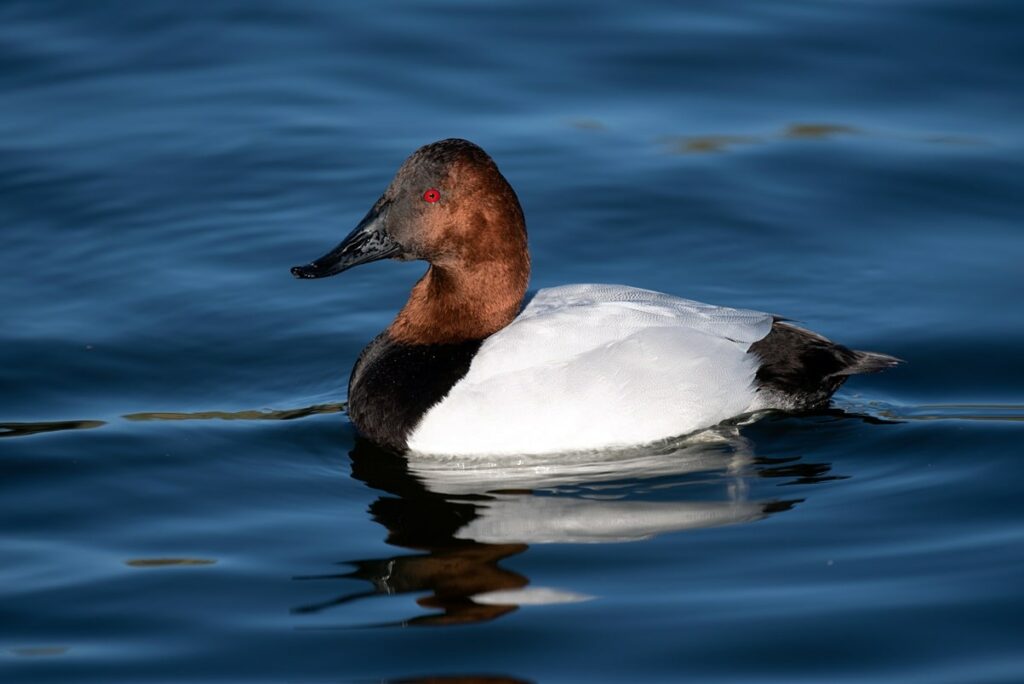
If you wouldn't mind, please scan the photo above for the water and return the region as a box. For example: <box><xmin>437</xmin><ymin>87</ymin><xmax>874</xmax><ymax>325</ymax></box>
<box><xmin>2</xmin><ymin>1</ymin><xmax>1023</xmax><ymax>681</ymax></box>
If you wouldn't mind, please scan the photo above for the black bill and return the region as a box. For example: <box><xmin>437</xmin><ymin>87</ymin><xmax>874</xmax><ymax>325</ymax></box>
<box><xmin>291</xmin><ymin>202</ymin><xmax>401</xmax><ymax>279</ymax></box>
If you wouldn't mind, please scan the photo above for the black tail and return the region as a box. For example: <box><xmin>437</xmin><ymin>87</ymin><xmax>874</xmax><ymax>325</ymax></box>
<box><xmin>748</xmin><ymin>321</ymin><xmax>902</xmax><ymax>408</ymax></box>
<box><xmin>835</xmin><ymin>349</ymin><xmax>903</xmax><ymax>376</ymax></box>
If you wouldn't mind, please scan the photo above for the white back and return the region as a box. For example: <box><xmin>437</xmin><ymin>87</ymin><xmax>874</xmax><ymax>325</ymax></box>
<box><xmin>407</xmin><ymin>284</ymin><xmax>774</xmax><ymax>456</ymax></box>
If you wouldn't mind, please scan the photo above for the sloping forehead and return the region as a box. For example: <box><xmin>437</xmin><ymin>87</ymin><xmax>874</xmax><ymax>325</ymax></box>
<box><xmin>412</xmin><ymin>138</ymin><xmax>493</xmax><ymax>165</ymax></box>
<box><xmin>404</xmin><ymin>139</ymin><xmax>496</xmax><ymax>178</ymax></box>
<box><xmin>387</xmin><ymin>141</ymin><xmax>498</xmax><ymax>198</ymax></box>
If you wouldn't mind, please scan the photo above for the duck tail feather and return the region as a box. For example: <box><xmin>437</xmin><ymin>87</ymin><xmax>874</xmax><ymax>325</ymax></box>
<box><xmin>836</xmin><ymin>350</ymin><xmax>904</xmax><ymax>376</ymax></box>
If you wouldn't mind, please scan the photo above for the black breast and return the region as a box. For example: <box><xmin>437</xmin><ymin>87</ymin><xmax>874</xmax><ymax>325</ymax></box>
<box><xmin>347</xmin><ymin>333</ymin><xmax>483</xmax><ymax>451</ymax></box>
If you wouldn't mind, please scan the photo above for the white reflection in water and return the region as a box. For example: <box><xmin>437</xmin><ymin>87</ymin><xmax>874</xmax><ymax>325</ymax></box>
<box><xmin>407</xmin><ymin>427</ymin><xmax>766</xmax><ymax>544</ymax></box>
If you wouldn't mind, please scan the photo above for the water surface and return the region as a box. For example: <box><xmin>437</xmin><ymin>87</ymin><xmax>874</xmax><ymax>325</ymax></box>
<box><xmin>2</xmin><ymin>1</ymin><xmax>1023</xmax><ymax>681</ymax></box>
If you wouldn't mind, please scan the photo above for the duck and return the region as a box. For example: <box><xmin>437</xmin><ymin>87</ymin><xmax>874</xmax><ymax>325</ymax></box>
<box><xmin>292</xmin><ymin>138</ymin><xmax>899</xmax><ymax>456</ymax></box>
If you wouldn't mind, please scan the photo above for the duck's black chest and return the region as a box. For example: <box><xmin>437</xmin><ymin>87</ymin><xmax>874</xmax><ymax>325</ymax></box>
<box><xmin>347</xmin><ymin>333</ymin><xmax>483</xmax><ymax>451</ymax></box>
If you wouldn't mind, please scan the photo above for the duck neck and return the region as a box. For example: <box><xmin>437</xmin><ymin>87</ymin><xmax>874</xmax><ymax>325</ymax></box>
<box><xmin>387</xmin><ymin>258</ymin><xmax>529</xmax><ymax>346</ymax></box>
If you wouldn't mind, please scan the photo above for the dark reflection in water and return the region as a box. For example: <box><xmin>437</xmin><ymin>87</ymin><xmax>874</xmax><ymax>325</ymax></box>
<box><xmin>662</xmin><ymin>121</ymin><xmax>982</xmax><ymax>154</ymax></box>
<box><xmin>0</xmin><ymin>419</ymin><xmax>105</xmax><ymax>438</ymax></box>
<box><xmin>295</xmin><ymin>425</ymin><xmax>839</xmax><ymax>627</ymax></box>
<box><xmin>0</xmin><ymin>404</ymin><xmax>344</xmax><ymax>439</ymax></box>
<box><xmin>754</xmin><ymin>455</ymin><xmax>846</xmax><ymax>486</ymax></box>
<box><xmin>124</xmin><ymin>558</ymin><xmax>217</xmax><ymax>568</ymax></box>
<box><xmin>123</xmin><ymin>403</ymin><xmax>344</xmax><ymax>422</ymax></box>
<box><xmin>295</xmin><ymin>441</ymin><xmax>530</xmax><ymax>626</ymax></box>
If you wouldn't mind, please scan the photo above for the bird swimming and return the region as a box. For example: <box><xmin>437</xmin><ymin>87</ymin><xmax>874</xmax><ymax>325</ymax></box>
<box><xmin>292</xmin><ymin>138</ymin><xmax>899</xmax><ymax>456</ymax></box>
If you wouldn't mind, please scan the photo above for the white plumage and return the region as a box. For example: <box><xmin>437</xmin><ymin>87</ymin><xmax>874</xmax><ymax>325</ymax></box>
<box><xmin>407</xmin><ymin>284</ymin><xmax>775</xmax><ymax>456</ymax></box>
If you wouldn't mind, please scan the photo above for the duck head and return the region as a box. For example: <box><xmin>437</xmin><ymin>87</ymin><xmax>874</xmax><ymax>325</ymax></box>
<box><xmin>292</xmin><ymin>139</ymin><xmax>531</xmax><ymax>344</ymax></box>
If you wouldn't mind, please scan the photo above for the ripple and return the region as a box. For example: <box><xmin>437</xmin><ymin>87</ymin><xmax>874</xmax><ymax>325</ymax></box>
<box><xmin>661</xmin><ymin>122</ymin><xmax>988</xmax><ymax>154</ymax></box>
<box><xmin>122</xmin><ymin>403</ymin><xmax>343</xmax><ymax>422</ymax></box>
<box><xmin>0</xmin><ymin>419</ymin><xmax>105</xmax><ymax>439</ymax></box>
<box><xmin>8</xmin><ymin>646</ymin><xmax>70</xmax><ymax>657</ymax></box>
<box><xmin>879</xmin><ymin>403</ymin><xmax>1024</xmax><ymax>422</ymax></box>
<box><xmin>124</xmin><ymin>558</ymin><xmax>217</xmax><ymax>568</ymax></box>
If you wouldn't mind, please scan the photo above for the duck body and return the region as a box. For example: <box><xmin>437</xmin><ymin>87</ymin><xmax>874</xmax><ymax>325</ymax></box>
<box><xmin>293</xmin><ymin>139</ymin><xmax>899</xmax><ymax>456</ymax></box>
<box><xmin>406</xmin><ymin>284</ymin><xmax>771</xmax><ymax>455</ymax></box>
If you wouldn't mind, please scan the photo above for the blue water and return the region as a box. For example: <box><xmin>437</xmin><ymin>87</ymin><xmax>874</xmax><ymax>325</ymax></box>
<box><xmin>3</xmin><ymin>1</ymin><xmax>1024</xmax><ymax>681</ymax></box>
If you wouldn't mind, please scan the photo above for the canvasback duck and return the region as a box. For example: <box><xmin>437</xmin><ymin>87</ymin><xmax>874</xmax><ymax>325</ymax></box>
<box><xmin>292</xmin><ymin>139</ymin><xmax>899</xmax><ymax>455</ymax></box>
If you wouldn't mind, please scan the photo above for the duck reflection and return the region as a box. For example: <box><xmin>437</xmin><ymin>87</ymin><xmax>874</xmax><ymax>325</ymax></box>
<box><xmin>294</xmin><ymin>426</ymin><xmax>828</xmax><ymax>626</ymax></box>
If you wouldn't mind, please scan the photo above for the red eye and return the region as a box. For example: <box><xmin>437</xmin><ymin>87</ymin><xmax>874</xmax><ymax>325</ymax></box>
<box><xmin>422</xmin><ymin>188</ymin><xmax>441</xmax><ymax>203</ymax></box>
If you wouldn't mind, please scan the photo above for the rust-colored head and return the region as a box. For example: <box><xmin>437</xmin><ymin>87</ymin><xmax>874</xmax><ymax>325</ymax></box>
<box><xmin>292</xmin><ymin>139</ymin><xmax>531</xmax><ymax>344</ymax></box>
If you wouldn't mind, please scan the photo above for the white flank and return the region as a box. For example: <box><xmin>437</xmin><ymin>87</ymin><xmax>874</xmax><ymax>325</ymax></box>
<box><xmin>406</xmin><ymin>284</ymin><xmax>774</xmax><ymax>456</ymax></box>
